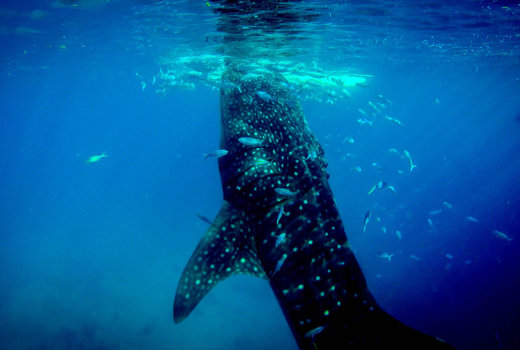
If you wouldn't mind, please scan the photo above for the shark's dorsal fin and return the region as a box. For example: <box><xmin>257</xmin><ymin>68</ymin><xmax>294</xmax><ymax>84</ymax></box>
<box><xmin>173</xmin><ymin>201</ymin><xmax>266</xmax><ymax>323</ymax></box>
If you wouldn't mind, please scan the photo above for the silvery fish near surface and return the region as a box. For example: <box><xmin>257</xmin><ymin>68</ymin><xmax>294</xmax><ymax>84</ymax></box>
<box><xmin>272</xmin><ymin>254</ymin><xmax>287</xmax><ymax>276</ymax></box>
<box><xmin>195</xmin><ymin>213</ymin><xmax>214</xmax><ymax>226</ymax></box>
<box><xmin>357</xmin><ymin>118</ymin><xmax>373</xmax><ymax>126</ymax></box>
<box><xmin>466</xmin><ymin>216</ymin><xmax>479</xmax><ymax>222</ymax></box>
<box><xmin>306</xmin><ymin>150</ymin><xmax>317</xmax><ymax>160</ymax></box>
<box><xmin>173</xmin><ymin>67</ymin><xmax>453</xmax><ymax>349</ymax></box>
<box><xmin>379</xmin><ymin>252</ymin><xmax>394</xmax><ymax>262</ymax></box>
<box><xmin>363</xmin><ymin>210</ymin><xmax>371</xmax><ymax>232</ymax></box>
<box><xmin>443</xmin><ymin>201</ymin><xmax>453</xmax><ymax>209</ymax></box>
<box><xmin>274</xmin><ymin>187</ymin><xmax>298</xmax><ymax>197</ymax></box>
<box><xmin>219</xmin><ymin>79</ymin><xmax>242</xmax><ymax>93</ymax></box>
<box><xmin>275</xmin><ymin>233</ymin><xmax>286</xmax><ymax>248</ymax></box>
<box><xmin>429</xmin><ymin>209</ymin><xmax>443</xmax><ymax>215</ymax></box>
<box><xmin>305</xmin><ymin>325</ymin><xmax>326</xmax><ymax>338</ymax></box>
<box><xmin>276</xmin><ymin>206</ymin><xmax>285</xmax><ymax>225</ymax></box>
<box><xmin>403</xmin><ymin>149</ymin><xmax>417</xmax><ymax>172</ymax></box>
<box><xmin>238</xmin><ymin>136</ymin><xmax>263</xmax><ymax>146</ymax></box>
<box><xmin>255</xmin><ymin>90</ymin><xmax>274</xmax><ymax>101</ymax></box>
<box><xmin>493</xmin><ymin>230</ymin><xmax>513</xmax><ymax>241</ymax></box>
<box><xmin>86</xmin><ymin>151</ymin><xmax>107</xmax><ymax>164</ymax></box>
<box><xmin>203</xmin><ymin>149</ymin><xmax>228</xmax><ymax>160</ymax></box>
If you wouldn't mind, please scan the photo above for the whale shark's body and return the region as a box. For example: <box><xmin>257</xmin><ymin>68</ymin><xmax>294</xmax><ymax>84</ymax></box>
<box><xmin>173</xmin><ymin>67</ymin><xmax>453</xmax><ymax>349</ymax></box>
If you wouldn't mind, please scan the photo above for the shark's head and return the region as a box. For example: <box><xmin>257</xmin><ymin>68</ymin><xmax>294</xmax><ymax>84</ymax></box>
<box><xmin>217</xmin><ymin>66</ymin><xmax>326</xmax><ymax>213</ymax></box>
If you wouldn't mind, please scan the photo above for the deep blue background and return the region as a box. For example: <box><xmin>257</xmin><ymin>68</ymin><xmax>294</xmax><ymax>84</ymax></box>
<box><xmin>1</xmin><ymin>1</ymin><xmax>519</xmax><ymax>349</ymax></box>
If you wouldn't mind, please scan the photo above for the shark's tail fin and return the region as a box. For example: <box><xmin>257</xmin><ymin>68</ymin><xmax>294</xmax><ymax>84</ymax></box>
<box><xmin>310</xmin><ymin>305</ymin><xmax>454</xmax><ymax>349</ymax></box>
<box><xmin>173</xmin><ymin>201</ymin><xmax>266</xmax><ymax>323</ymax></box>
<box><xmin>373</xmin><ymin>309</ymin><xmax>453</xmax><ymax>349</ymax></box>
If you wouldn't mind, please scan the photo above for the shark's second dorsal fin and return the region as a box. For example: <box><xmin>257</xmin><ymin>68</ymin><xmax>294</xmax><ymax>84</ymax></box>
<box><xmin>173</xmin><ymin>201</ymin><xmax>266</xmax><ymax>323</ymax></box>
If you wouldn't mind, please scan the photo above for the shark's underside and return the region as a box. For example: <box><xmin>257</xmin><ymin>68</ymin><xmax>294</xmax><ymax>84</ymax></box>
<box><xmin>173</xmin><ymin>66</ymin><xmax>453</xmax><ymax>349</ymax></box>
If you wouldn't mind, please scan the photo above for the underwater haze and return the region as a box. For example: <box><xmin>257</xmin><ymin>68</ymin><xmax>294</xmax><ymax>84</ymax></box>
<box><xmin>1</xmin><ymin>0</ymin><xmax>519</xmax><ymax>349</ymax></box>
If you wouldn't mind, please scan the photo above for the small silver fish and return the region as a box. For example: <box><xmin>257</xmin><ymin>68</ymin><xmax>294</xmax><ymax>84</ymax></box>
<box><xmin>466</xmin><ymin>216</ymin><xmax>479</xmax><ymax>223</ymax></box>
<box><xmin>304</xmin><ymin>325</ymin><xmax>326</xmax><ymax>339</ymax></box>
<box><xmin>367</xmin><ymin>180</ymin><xmax>387</xmax><ymax>195</ymax></box>
<box><xmin>275</xmin><ymin>233</ymin><xmax>286</xmax><ymax>247</ymax></box>
<box><xmin>195</xmin><ymin>213</ymin><xmax>214</xmax><ymax>226</ymax></box>
<box><xmin>357</xmin><ymin>118</ymin><xmax>373</xmax><ymax>126</ymax></box>
<box><xmin>429</xmin><ymin>209</ymin><xmax>443</xmax><ymax>215</ymax></box>
<box><xmin>493</xmin><ymin>230</ymin><xmax>513</xmax><ymax>242</ymax></box>
<box><xmin>388</xmin><ymin>148</ymin><xmax>403</xmax><ymax>158</ymax></box>
<box><xmin>379</xmin><ymin>252</ymin><xmax>394</xmax><ymax>262</ymax></box>
<box><xmin>306</xmin><ymin>150</ymin><xmax>317</xmax><ymax>160</ymax></box>
<box><xmin>371</xmin><ymin>162</ymin><xmax>385</xmax><ymax>170</ymax></box>
<box><xmin>272</xmin><ymin>254</ymin><xmax>287</xmax><ymax>276</ymax></box>
<box><xmin>219</xmin><ymin>79</ymin><xmax>242</xmax><ymax>93</ymax></box>
<box><xmin>442</xmin><ymin>201</ymin><xmax>453</xmax><ymax>209</ymax></box>
<box><xmin>343</xmin><ymin>136</ymin><xmax>355</xmax><ymax>144</ymax></box>
<box><xmin>377</xmin><ymin>94</ymin><xmax>393</xmax><ymax>105</ymax></box>
<box><xmin>276</xmin><ymin>206</ymin><xmax>285</xmax><ymax>225</ymax></box>
<box><xmin>368</xmin><ymin>101</ymin><xmax>379</xmax><ymax>112</ymax></box>
<box><xmin>86</xmin><ymin>151</ymin><xmax>108</xmax><ymax>164</ymax></box>
<box><xmin>403</xmin><ymin>150</ymin><xmax>416</xmax><ymax>172</ymax></box>
<box><xmin>384</xmin><ymin>115</ymin><xmax>403</xmax><ymax>126</ymax></box>
<box><xmin>238</xmin><ymin>137</ymin><xmax>263</xmax><ymax>147</ymax></box>
<box><xmin>255</xmin><ymin>90</ymin><xmax>274</xmax><ymax>101</ymax></box>
<box><xmin>203</xmin><ymin>149</ymin><xmax>228</xmax><ymax>160</ymax></box>
<box><xmin>275</xmin><ymin>188</ymin><xmax>298</xmax><ymax>197</ymax></box>
<box><xmin>363</xmin><ymin>211</ymin><xmax>371</xmax><ymax>232</ymax></box>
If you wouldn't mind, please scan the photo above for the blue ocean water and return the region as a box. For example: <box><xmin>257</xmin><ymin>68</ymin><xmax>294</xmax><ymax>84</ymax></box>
<box><xmin>0</xmin><ymin>1</ymin><xmax>519</xmax><ymax>349</ymax></box>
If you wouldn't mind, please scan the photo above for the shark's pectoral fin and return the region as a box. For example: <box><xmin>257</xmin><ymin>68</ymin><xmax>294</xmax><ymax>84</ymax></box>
<box><xmin>173</xmin><ymin>201</ymin><xmax>266</xmax><ymax>323</ymax></box>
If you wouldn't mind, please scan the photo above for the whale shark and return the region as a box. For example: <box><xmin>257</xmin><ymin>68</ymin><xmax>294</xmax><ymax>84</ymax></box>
<box><xmin>173</xmin><ymin>66</ymin><xmax>453</xmax><ymax>349</ymax></box>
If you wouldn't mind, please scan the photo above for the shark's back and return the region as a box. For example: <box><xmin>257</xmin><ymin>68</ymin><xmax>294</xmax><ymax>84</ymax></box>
<box><xmin>217</xmin><ymin>67</ymin><xmax>326</xmax><ymax>211</ymax></box>
<box><xmin>174</xmin><ymin>67</ymin><xmax>454</xmax><ymax>349</ymax></box>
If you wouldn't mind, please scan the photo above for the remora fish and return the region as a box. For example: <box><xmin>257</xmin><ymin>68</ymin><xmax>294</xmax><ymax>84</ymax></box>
<box><xmin>275</xmin><ymin>187</ymin><xmax>298</xmax><ymax>197</ymax></box>
<box><xmin>255</xmin><ymin>90</ymin><xmax>275</xmax><ymax>101</ymax></box>
<box><xmin>195</xmin><ymin>213</ymin><xmax>214</xmax><ymax>226</ymax></box>
<box><xmin>363</xmin><ymin>210</ymin><xmax>371</xmax><ymax>232</ymax></box>
<box><xmin>238</xmin><ymin>136</ymin><xmax>263</xmax><ymax>147</ymax></box>
<box><xmin>203</xmin><ymin>149</ymin><xmax>228</xmax><ymax>160</ymax></box>
<box><xmin>173</xmin><ymin>68</ymin><xmax>453</xmax><ymax>349</ymax></box>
